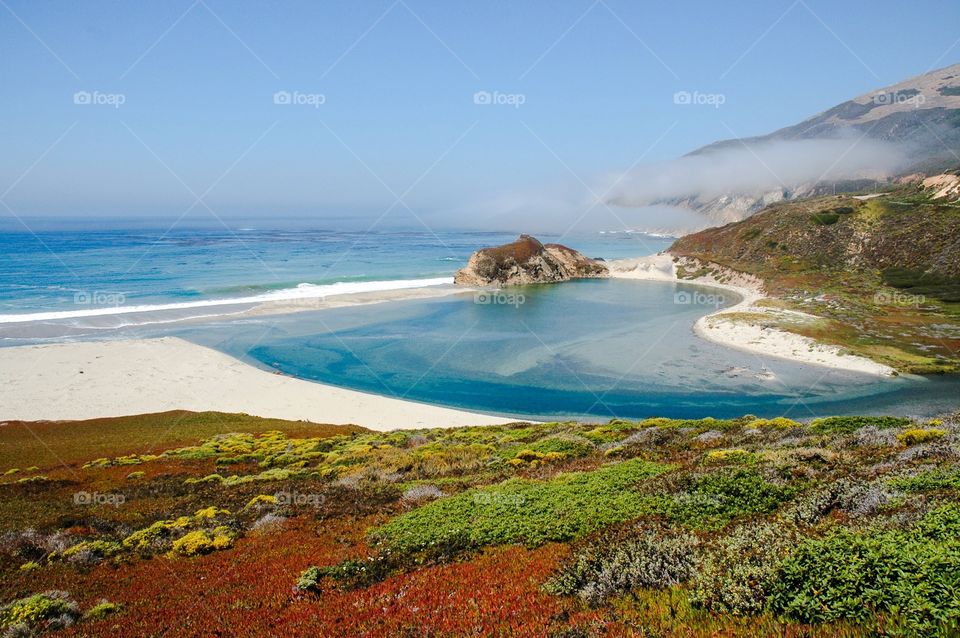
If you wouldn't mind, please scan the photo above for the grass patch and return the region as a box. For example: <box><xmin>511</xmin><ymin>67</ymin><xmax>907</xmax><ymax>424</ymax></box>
<box><xmin>809</xmin><ymin>416</ymin><xmax>912</xmax><ymax>434</ymax></box>
<box><xmin>372</xmin><ymin>459</ymin><xmax>671</xmax><ymax>552</ymax></box>
<box><xmin>810</xmin><ymin>212</ymin><xmax>840</xmax><ymax>225</ymax></box>
<box><xmin>664</xmin><ymin>468</ymin><xmax>799</xmax><ymax>530</ymax></box>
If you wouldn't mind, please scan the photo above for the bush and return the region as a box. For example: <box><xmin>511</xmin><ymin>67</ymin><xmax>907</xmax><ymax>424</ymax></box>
<box><xmin>769</xmin><ymin>504</ymin><xmax>960</xmax><ymax>632</ymax></box>
<box><xmin>522</xmin><ymin>435</ymin><xmax>595</xmax><ymax>459</ymax></box>
<box><xmin>400</xmin><ymin>484</ymin><xmax>445</xmax><ymax>502</ymax></box>
<box><xmin>704</xmin><ymin>449</ymin><xmax>756</xmax><ymax>465</ymax></box>
<box><xmin>242</xmin><ymin>494</ymin><xmax>276</xmax><ymax>510</ymax></box>
<box><xmin>666</xmin><ymin>468</ymin><xmax>799</xmax><ymax>529</ymax></box>
<box><xmin>890</xmin><ymin>467</ymin><xmax>960</xmax><ymax>493</ymax></box>
<box><xmin>897</xmin><ymin>428</ymin><xmax>947</xmax><ymax>446</ymax></box>
<box><xmin>690</xmin><ymin>520</ymin><xmax>799</xmax><ymax>615</ymax></box>
<box><xmin>747</xmin><ymin>417</ymin><xmax>801</xmax><ymax>429</ymax></box>
<box><xmin>847</xmin><ymin>426</ymin><xmax>899</xmax><ymax>448</ymax></box>
<box><xmin>372</xmin><ymin>459</ymin><xmax>670</xmax><ymax>552</ymax></box>
<box><xmin>60</xmin><ymin>540</ymin><xmax>122</xmax><ymax>565</ymax></box>
<box><xmin>84</xmin><ymin>600</ymin><xmax>119</xmax><ymax>620</ymax></box>
<box><xmin>544</xmin><ymin>524</ymin><xmax>699</xmax><ymax>605</ymax></box>
<box><xmin>809</xmin><ymin>416</ymin><xmax>912</xmax><ymax>435</ymax></box>
<box><xmin>0</xmin><ymin>591</ymin><xmax>80</xmax><ymax>633</ymax></box>
<box><xmin>810</xmin><ymin>212</ymin><xmax>840</xmax><ymax>225</ymax></box>
<box><xmin>170</xmin><ymin>530</ymin><xmax>214</xmax><ymax>557</ymax></box>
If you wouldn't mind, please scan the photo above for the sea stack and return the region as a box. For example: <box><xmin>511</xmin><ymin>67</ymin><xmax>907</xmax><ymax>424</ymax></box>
<box><xmin>454</xmin><ymin>234</ymin><xmax>608</xmax><ymax>287</ymax></box>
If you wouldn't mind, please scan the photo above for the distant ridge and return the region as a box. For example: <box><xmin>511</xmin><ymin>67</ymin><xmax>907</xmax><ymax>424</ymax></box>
<box><xmin>646</xmin><ymin>63</ymin><xmax>960</xmax><ymax>224</ymax></box>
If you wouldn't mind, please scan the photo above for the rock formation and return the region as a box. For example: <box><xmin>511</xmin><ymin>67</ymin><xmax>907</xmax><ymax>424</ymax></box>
<box><xmin>454</xmin><ymin>234</ymin><xmax>608</xmax><ymax>287</ymax></box>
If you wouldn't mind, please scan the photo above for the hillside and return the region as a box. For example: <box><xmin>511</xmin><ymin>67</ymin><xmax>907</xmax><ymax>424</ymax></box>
<box><xmin>2</xmin><ymin>410</ymin><xmax>960</xmax><ymax>637</ymax></box>
<box><xmin>649</xmin><ymin>63</ymin><xmax>960</xmax><ymax>223</ymax></box>
<box><xmin>669</xmin><ymin>177</ymin><xmax>960</xmax><ymax>373</ymax></box>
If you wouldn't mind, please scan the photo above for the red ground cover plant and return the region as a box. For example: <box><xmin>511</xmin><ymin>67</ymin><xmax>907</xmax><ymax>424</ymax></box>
<box><xmin>11</xmin><ymin>517</ymin><xmax>590</xmax><ymax>637</ymax></box>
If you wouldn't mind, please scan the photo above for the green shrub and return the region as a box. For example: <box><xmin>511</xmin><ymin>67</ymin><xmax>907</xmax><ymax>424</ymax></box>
<box><xmin>372</xmin><ymin>459</ymin><xmax>671</xmax><ymax>552</ymax></box>
<box><xmin>297</xmin><ymin>556</ymin><xmax>398</xmax><ymax>592</ymax></box>
<box><xmin>60</xmin><ymin>540</ymin><xmax>122</xmax><ymax>563</ymax></box>
<box><xmin>85</xmin><ymin>600</ymin><xmax>119</xmax><ymax>620</ymax></box>
<box><xmin>544</xmin><ymin>524</ymin><xmax>699</xmax><ymax>605</ymax></box>
<box><xmin>690</xmin><ymin>520</ymin><xmax>799</xmax><ymax>615</ymax></box>
<box><xmin>810</xmin><ymin>212</ymin><xmax>840</xmax><ymax>225</ymax></box>
<box><xmin>809</xmin><ymin>416</ymin><xmax>912</xmax><ymax>434</ymax></box>
<box><xmin>530</xmin><ymin>435</ymin><xmax>595</xmax><ymax>456</ymax></box>
<box><xmin>0</xmin><ymin>590</ymin><xmax>80</xmax><ymax>632</ymax></box>
<box><xmin>889</xmin><ymin>468</ymin><xmax>960</xmax><ymax>493</ymax></box>
<box><xmin>746</xmin><ymin>417</ymin><xmax>801</xmax><ymax>429</ymax></box>
<box><xmin>666</xmin><ymin>468</ymin><xmax>799</xmax><ymax>529</ymax></box>
<box><xmin>769</xmin><ymin>504</ymin><xmax>960</xmax><ymax>633</ymax></box>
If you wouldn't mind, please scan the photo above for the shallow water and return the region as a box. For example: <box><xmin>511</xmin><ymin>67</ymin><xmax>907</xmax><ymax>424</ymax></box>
<box><xmin>4</xmin><ymin>227</ymin><xmax>957</xmax><ymax>421</ymax></box>
<box><xmin>175</xmin><ymin>278</ymin><xmax>960</xmax><ymax>421</ymax></box>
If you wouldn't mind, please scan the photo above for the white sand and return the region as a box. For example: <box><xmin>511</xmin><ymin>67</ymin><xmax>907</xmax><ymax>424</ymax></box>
<box><xmin>609</xmin><ymin>254</ymin><xmax>895</xmax><ymax>376</ymax></box>
<box><xmin>0</xmin><ymin>337</ymin><xmax>518</xmax><ymax>430</ymax></box>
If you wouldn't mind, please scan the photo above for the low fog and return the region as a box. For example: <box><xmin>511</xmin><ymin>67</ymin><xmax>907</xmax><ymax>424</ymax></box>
<box><xmin>458</xmin><ymin>135</ymin><xmax>909</xmax><ymax>236</ymax></box>
<box><xmin>601</xmin><ymin>136</ymin><xmax>908</xmax><ymax>207</ymax></box>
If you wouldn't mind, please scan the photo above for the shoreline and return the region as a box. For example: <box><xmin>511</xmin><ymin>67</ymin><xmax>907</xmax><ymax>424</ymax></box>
<box><xmin>609</xmin><ymin>253</ymin><xmax>896</xmax><ymax>377</ymax></box>
<box><xmin>0</xmin><ymin>337</ymin><xmax>519</xmax><ymax>430</ymax></box>
<box><xmin>0</xmin><ymin>254</ymin><xmax>897</xmax><ymax>429</ymax></box>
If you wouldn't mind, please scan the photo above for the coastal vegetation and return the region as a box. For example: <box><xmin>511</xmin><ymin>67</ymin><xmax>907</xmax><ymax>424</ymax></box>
<box><xmin>2</xmin><ymin>409</ymin><xmax>960</xmax><ymax>636</ymax></box>
<box><xmin>670</xmin><ymin>183</ymin><xmax>960</xmax><ymax>374</ymax></box>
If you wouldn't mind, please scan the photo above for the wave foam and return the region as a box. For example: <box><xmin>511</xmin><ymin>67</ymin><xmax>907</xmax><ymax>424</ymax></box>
<box><xmin>0</xmin><ymin>277</ymin><xmax>453</xmax><ymax>325</ymax></box>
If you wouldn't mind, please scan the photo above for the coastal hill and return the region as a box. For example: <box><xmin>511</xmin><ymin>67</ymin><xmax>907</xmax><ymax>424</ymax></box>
<box><xmin>644</xmin><ymin>63</ymin><xmax>960</xmax><ymax>223</ymax></box>
<box><xmin>2</xmin><ymin>409</ymin><xmax>960</xmax><ymax>636</ymax></box>
<box><xmin>454</xmin><ymin>234</ymin><xmax>608</xmax><ymax>287</ymax></box>
<box><xmin>668</xmin><ymin>174</ymin><xmax>960</xmax><ymax>373</ymax></box>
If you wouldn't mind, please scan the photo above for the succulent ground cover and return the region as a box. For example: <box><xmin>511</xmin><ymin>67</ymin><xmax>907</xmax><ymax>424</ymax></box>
<box><xmin>1</xmin><ymin>410</ymin><xmax>959</xmax><ymax>636</ymax></box>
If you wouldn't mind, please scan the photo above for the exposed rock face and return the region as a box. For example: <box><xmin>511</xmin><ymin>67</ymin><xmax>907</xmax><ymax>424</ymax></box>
<box><xmin>454</xmin><ymin>234</ymin><xmax>608</xmax><ymax>287</ymax></box>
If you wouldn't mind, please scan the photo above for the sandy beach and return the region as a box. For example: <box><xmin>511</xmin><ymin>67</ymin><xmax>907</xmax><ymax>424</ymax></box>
<box><xmin>0</xmin><ymin>254</ymin><xmax>895</xmax><ymax>429</ymax></box>
<box><xmin>610</xmin><ymin>253</ymin><xmax>896</xmax><ymax>376</ymax></box>
<box><xmin>0</xmin><ymin>337</ymin><xmax>518</xmax><ymax>430</ymax></box>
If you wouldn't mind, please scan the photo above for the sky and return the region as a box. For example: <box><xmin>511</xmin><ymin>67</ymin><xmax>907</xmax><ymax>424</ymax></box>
<box><xmin>1</xmin><ymin>0</ymin><xmax>959</xmax><ymax>231</ymax></box>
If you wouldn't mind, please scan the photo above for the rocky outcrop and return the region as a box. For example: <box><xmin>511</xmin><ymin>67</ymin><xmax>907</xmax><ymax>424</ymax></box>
<box><xmin>922</xmin><ymin>172</ymin><xmax>960</xmax><ymax>200</ymax></box>
<box><xmin>454</xmin><ymin>235</ymin><xmax>608</xmax><ymax>287</ymax></box>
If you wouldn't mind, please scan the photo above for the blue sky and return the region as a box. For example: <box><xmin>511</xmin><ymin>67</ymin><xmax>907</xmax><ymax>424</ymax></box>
<box><xmin>1</xmin><ymin>0</ymin><xmax>958</xmax><ymax>226</ymax></box>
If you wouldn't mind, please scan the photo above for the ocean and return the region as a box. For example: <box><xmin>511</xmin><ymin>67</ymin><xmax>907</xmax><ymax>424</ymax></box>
<box><xmin>2</xmin><ymin>226</ymin><xmax>958</xmax><ymax>420</ymax></box>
